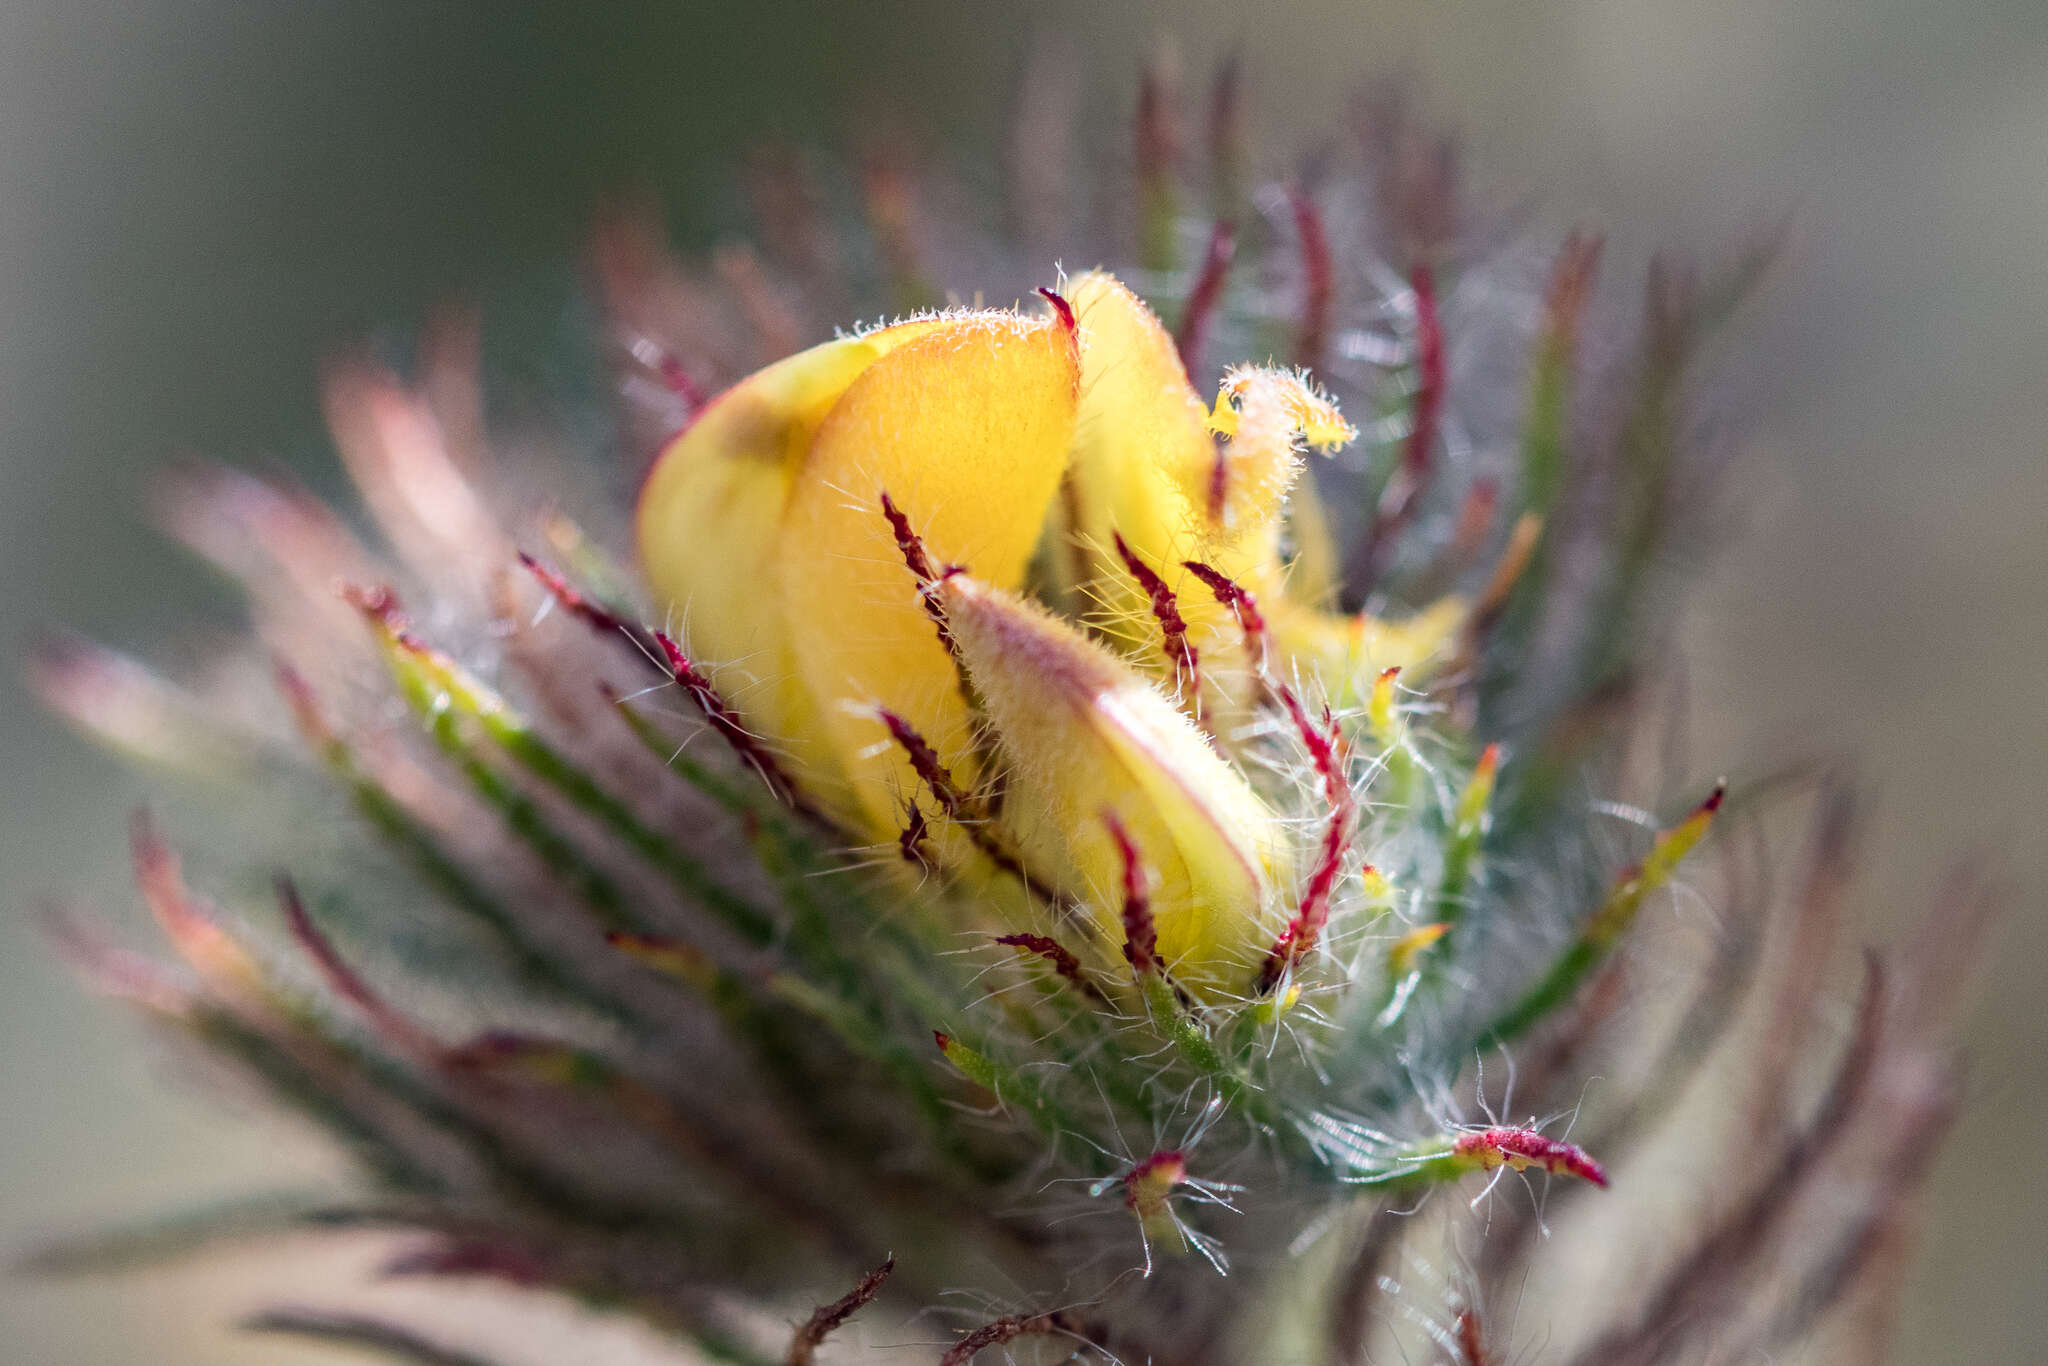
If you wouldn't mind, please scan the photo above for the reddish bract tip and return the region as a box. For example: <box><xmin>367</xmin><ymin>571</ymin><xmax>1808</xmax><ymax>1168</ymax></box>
<box><xmin>1278</xmin><ymin>685</ymin><xmax>1346</xmax><ymax>805</ymax></box>
<box><xmin>1035</xmin><ymin>286</ymin><xmax>1076</xmax><ymax>332</ymax></box>
<box><xmin>1453</xmin><ymin>1126</ymin><xmax>1608</xmax><ymax>1188</ymax></box>
<box><xmin>931</xmin><ymin>1030</ymin><xmax>953</xmax><ymax>1053</ymax></box>
<box><xmin>877</xmin><ymin>706</ymin><xmax>1048</xmax><ymax>895</ymax></box>
<box><xmin>342</xmin><ymin>583</ymin><xmax>427</xmax><ymax>653</ymax></box>
<box><xmin>1701</xmin><ymin>781</ymin><xmax>1728</xmax><ymax>815</ymax></box>
<box><xmin>994</xmin><ymin>932</ymin><xmax>1088</xmax><ymax>988</ymax></box>
<box><xmin>939</xmin><ymin>1312</ymin><xmax>1075</xmax><ymax>1366</ymax></box>
<box><xmin>518</xmin><ymin>552</ymin><xmax>629</xmax><ymax>637</ymax></box>
<box><xmin>788</xmin><ymin>1257</ymin><xmax>896</xmax><ymax>1366</ymax></box>
<box><xmin>1123</xmin><ymin>1149</ymin><xmax>1189</xmax><ymax>1210</ymax></box>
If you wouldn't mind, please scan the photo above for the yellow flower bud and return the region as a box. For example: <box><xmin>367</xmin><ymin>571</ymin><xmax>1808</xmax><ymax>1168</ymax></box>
<box><xmin>934</xmin><ymin>572</ymin><xmax>1289</xmax><ymax>998</ymax></box>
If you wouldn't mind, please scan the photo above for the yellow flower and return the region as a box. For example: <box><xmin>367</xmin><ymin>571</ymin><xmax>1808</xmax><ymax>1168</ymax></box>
<box><xmin>636</xmin><ymin>277</ymin><xmax>1463</xmax><ymax>996</ymax></box>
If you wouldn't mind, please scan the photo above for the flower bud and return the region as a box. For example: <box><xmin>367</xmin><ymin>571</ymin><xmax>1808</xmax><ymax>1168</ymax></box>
<box><xmin>935</xmin><ymin>572</ymin><xmax>1289</xmax><ymax>997</ymax></box>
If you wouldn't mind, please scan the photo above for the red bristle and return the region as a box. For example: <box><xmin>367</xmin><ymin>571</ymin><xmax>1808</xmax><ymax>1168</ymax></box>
<box><xmin>898</xmin><ymin>800</ymin><xmax>933</xmax><ymax>869</ymax></box>
<box><xmin>655</xmin><ymin>351</ymin><xmax>706</xmax><ymax>417</ymax></box>
<box><xmin>1181</xmin><ymin>558</ymin><xmax>1270</xmax><ymax>673</ymax></box>
<box><xmin>1403</xmin><ymin>262</ymin><xmax>1445</xmax><ymax>478</ymax></box>
<box><xmin>1036</xmin><ymin>286</ymin><xmax>1076</xmax><ymax>332</ymax></box>
<box><xmin>993</xmin><ymin>932</ymin><xmax>1099</xmax><ymax>998</ymax></box>
<box><xmin>518</xmin><ymin>552</ymin><xmax>631</xmax><ymax>637</ymax></box>
<box><xmin>1291</xmin><ymin>187</ymin><xmax>1336</xmax><ymax>374</ymax></box>
<box><xmin>1260</xmin><ymin>688</ymin><xmax>1358</xmax><ymax>989</ymax></box>
<box><xmin>877</xmin><ymin>707</ymin><xmax>1047</xmax><ymax>896</ymax></box>
<box><xmin>879</xmin><ymin>490</ymin><xmax>938</xmax><ymax>585</ymax></box>
<box><xmin>787</xmin><ymin>1258</ymin><xmax>896</xmax><ymax>1366</ymax></box>
<box><xmin>1104</xmin><ymin>811</ymin><xmax>1159</xmax><ymax>977</ymax></box>
<box><xmin>277</xmin><ymin>877</ymin><xmax>434</xmax><ymax>1057</ymax></box>
<box><xmin>940</xmin><ymin>1313</ymin><xmax>1076</xmax><ymax>1366</ymax></box>
<box><xmin>1279</xmin><ymin>685</ymin><xmax>1346</xmax><ymax>807</ymax></box>
<box><xmin>876</xmin><ymin>707</ymin><xmax>965</xmax><ymax>816</ymax></box>
<box><xmin>1113</xmin><ymin>532</ymin><xmax>1201</xmax><ymax>713</ymax></box>
<box><xmin>517</xmin><ymin>553</ymin><xmax>669</xmax><ymax>678</ymax></box>
<box><xmin>653</xmin><ymin>629</ymin><xmax>799</xmax><ymax>807</ymax></box>
<box><xmin>878</xmin><ymin>491</ymin><xmax>960</xmax><ymax>659</ymax></box>
<box><xmin>1174</xmin><ymin>219</ymin><xmax>1236</xmax><ymax>382</ymax></box>
<box><xmin>382</xmin><ymin>1240</ymin><xmax>551</xmax><ymax>1288</ymax></box>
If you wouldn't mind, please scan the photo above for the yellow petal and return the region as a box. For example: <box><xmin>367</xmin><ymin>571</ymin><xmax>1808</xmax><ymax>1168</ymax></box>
<box><xmin>1060</xmin><ymin>277</ymin><xmax>1381</xmax><ymax>703</ymax></box>
<box><xmin>635</xmin><ymin>318</ymin><xmax>946</xmax><ymax>792</ymax></box>
<box><xmin>937</xmin><ymin>573</ymin><xmax>1288</xmax><ymax>998</ymax></box>
<box><xmin>1063</xmin><ymin>272</ymin><xmax>1217</xmax><ymax>584</ymax></box>
<box><xmin>1060</xmin><ymin>274</ymin><xmax>1285</xmax><ymax>682</ymax></box>
<box><xmin>777</xmin><ymin>309</ymin><xmax>1081</xmax><ymax>833</ymax></box>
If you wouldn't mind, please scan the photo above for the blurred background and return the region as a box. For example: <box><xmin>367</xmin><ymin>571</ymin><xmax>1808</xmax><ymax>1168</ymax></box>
<box><xmin>1</xmin><ymin>2</ymin><xmax>2041</xmax><ymax>1361</ymax></box>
